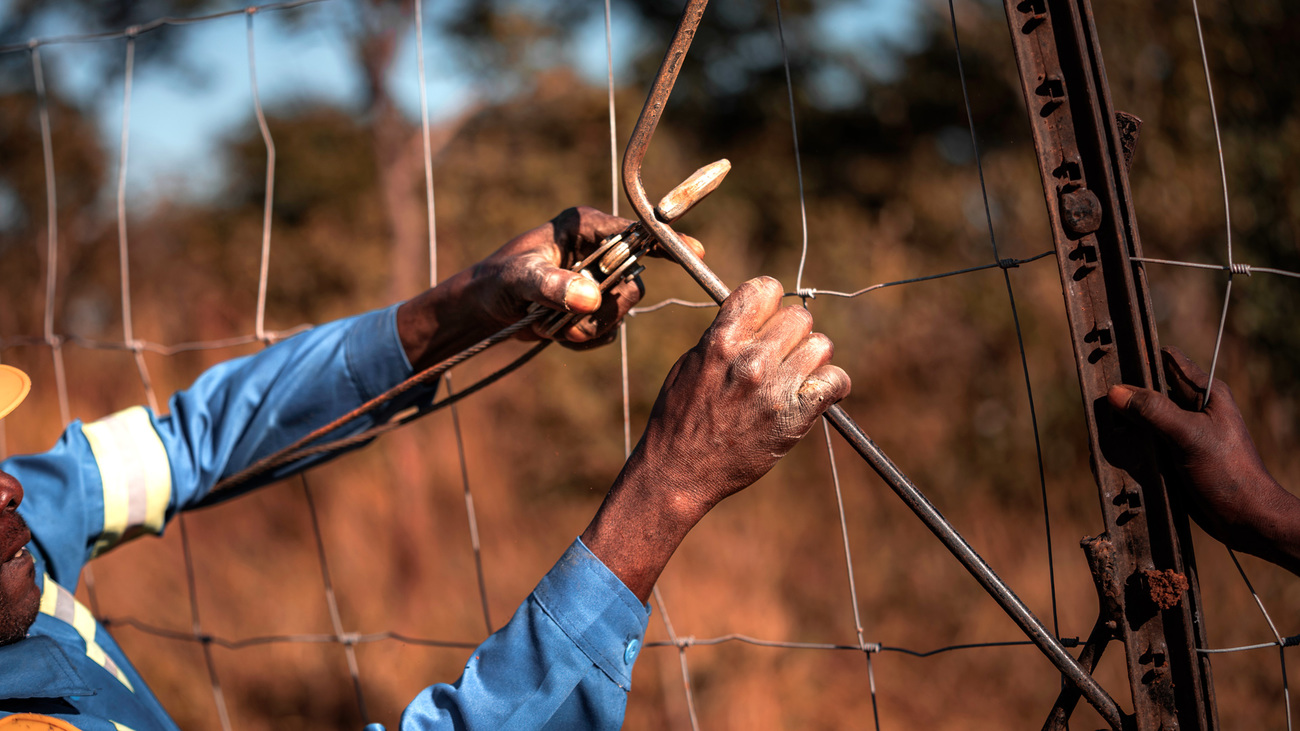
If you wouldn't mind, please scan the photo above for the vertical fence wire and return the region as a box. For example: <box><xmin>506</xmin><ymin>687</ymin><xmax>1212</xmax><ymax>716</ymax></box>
<box><xmin>604</xmin><ymin>0</ymin><xmax>619</xmax><ymax>219</ymax></box>
<box><xmin>1186</xmin><ymin>2</ymin><xmax>1291</xmax><ymax>722</ymax></box>
<box><xmin>1228</xmin><ymin>550</ymin><xmax>1293</xmax><ymax>730</ymax></box>
<box><xmin>822</xmin><ymin>419</ymin><xmax>882</xmax><ymax>730</ymax></box>
<box><xmin>652</xmin><ymin>587</ymin><xmax>702</xmax><ymax>731</ymax></box>
<box><xmin>946</xmin><ymin>0</ymin><xmax>1060</xmax><ymax>638</ymax></box>
<box><xmin>31</xmin><ymin>46</ymin><xmax>71</xmax><ymax>429</ymax></box>
<box><xmin>251</xmin><ymin>7</ymin><xmax>373</xmax><ymax>724</ymax></box>
<box><xmin>606</xmin><ymin>0</ymin><xmax>628</xmax><ymax>459</ymax></box>
<box><xmin>605</xmin><ymin>0</ymin><xmax>700</xmax><ymax>723</ymax></box>
<box><xmin>773</xmin><ymin>0</ymin><xmax>881</xmax><ymax>718</ymax></box>
<box><xmin>115</xmin><ymin>32</ymin><xmax>159</xmax><ymax>414</ymax></box>
<box><xmin>115</xmin><ymin>36</ymin><xmax>136</xmax><ymax>351</ymax></box>
<box><xmin>31</xmin><ymin>43</ymin><xmax>97</xmax><ymax>614</ymax></box>
<box><xmin>772</xmin><ymin>0</ymin><xmax>810</xmax><ymax>295</ymax></box>
<box><xmin>414</xmin><ymin>0</ymin><xmax>438</xmax><ymax>286</ymax></box>
<box><xmin>248</xmin><ymin>10</ymin><xmax>277</xmax><ymax>344</ymax></box>
<box><xmin>108</xmin><ymin>26</ymin><xmax>236</xmax><ymax>730</ymax></box>
<box><xmin>1189</xmin><ymin>0</ymin><xmax>1234</xmax><ymax>407</ymax></box>
<box><xmin>446</xmin><ymin>373</ymin><xmax>494</xmax><ymax>634</ymax></box>
<box><xmin>176</xmin><ymin>513</ymin><xmax>234</xmax><ymax>731</ymax></box>
<box><xmin>301</xmin><ymin>474</ymin><xmax>371</xmax><ymax>723</ymax></box>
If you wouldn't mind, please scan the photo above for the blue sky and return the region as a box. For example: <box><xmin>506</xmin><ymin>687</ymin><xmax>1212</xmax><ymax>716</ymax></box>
<box><xmin>3</xmin><ymin>0</ymin><xmax>924</xmax><ymax>205</ymax></box>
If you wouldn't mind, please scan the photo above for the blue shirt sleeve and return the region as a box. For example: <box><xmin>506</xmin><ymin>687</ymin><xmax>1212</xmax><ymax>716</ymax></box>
<box><xmin>160</xmin><ymin>304</ymin><xmax>418</xmax><ymax>506</ymax></box>
<box><xmin>4</xmin><ymin>304</ymin><xmax>651</xmax><ymax>730</ymax></box>
<box><xmin>5</xmin><ymin>305</ymin><xmax>424</xmax><ymax>586</ymax></box>
<box><xmin>401</xmin><ymin>538</ymin><xmax>651</xmax><ymax>731</ymax></box>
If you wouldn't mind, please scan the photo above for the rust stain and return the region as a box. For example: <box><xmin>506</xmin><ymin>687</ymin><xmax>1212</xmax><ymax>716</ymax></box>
<box><xmin>1143</xmin><ymin>569</ymin><xmax>1189</xmax><ymax>610</ymax></box>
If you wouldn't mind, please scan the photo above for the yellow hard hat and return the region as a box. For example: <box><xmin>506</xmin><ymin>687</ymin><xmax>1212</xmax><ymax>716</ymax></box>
<box><xmin>0</xmin><ymin>365</ymin><xmax>31</xmax><ymax>420</ymax></box>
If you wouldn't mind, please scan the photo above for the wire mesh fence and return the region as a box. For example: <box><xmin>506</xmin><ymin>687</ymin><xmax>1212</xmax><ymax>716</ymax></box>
<box><xmin>1</xmin><ymin>0</ymin><xmax>1298</xmax><ymax>728</ymax></box>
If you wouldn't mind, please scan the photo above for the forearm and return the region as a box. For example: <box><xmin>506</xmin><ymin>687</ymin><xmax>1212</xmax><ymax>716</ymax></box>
<box><xmin>1230</xmin><ymin>476</ymin><xmax>1300</xmax><ymax>576</ymax></box>
<box><xmin>580</xmin><ymin>453</ymin><xmax>710</xmax><ymax>604</ymax></box>
<box><xmin>396</xmin><ymin>266</ymin><xmax>503</xmax><ymax>372</ymax></box>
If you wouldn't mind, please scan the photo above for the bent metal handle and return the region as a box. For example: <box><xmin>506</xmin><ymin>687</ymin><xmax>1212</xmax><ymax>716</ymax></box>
<box><xmin>619</xmin><ymin>1</ymin><xmax>1125</xmax><ymax>728</ymax></box>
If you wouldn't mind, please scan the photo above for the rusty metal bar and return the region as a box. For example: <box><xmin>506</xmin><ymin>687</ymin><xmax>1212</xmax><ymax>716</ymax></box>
<box><xmin>622</xmin><ymin>2</ymin><xmax>1122</xmax><ymax>727</ymax></box>
<box><xmin>1001</xmin><ymin>0</ymin><xmax>1218</xmax><ymax>728</ymax></box>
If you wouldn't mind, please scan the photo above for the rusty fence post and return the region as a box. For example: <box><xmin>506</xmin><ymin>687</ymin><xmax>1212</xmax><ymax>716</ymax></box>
<box><xmin>1002</xmin><ymin>0</ymin><xmax>1219</xmax><ymax>728</ymax></box>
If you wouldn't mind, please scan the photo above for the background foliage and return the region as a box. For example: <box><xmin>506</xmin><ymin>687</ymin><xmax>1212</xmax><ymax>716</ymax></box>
<box><xmin>2</xmin><ymin>0</ymin><xmax>1298</xmax><ymax>728</ymax></box>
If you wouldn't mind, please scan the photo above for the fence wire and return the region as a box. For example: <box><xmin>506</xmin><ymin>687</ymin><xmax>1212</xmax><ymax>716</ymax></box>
<box><xmin>1</xmin><ymin>0</ymin><xmax>1298</xmax><ymax>728</ymax></box>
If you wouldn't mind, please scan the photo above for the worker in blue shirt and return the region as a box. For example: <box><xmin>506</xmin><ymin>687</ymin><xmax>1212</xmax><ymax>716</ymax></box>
<box><xmin>0</xmin><ymin>205</ymin><xmax>852</xmax><ymax>730</ymax></box>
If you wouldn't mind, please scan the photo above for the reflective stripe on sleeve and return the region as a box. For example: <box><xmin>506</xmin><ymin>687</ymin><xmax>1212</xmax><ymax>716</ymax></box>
<box><xmin>38</xmin><ymin>574</ymin><xmax>135</xmax><ymax>693</ymax></box>
<box><xmin>81</xmin><ymin>406</ymin><xmax>172</xmax><ymax>557</ymax></box>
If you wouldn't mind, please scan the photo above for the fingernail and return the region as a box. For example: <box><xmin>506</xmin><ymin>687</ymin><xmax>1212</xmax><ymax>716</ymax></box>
<box><xmin>1109</xmin><ymin>384</ymin><xmax>1136</xmax><ymax>410</ymax></box>
<box><xmin>684</xmin><ymin>235</ymin><xmax>706</xmax><ymax>259</ymax></box>
<box><xmin>564</xmin><ymin>278</ymin><xmax>601</xmax><ymax>312</ymax></box>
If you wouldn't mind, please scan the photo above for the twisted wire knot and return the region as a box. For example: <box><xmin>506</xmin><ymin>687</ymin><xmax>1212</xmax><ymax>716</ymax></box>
<box><xmin>1230</xmin><ymin>262</ymin><xmax>1252</xmax><ymax>276</ymax></box>
<box><xmin>796</xmin><ymin>288</ymin><xmax>817</xmax><ymax>301</ymax></box>
<box><xmin>998</xmin><ymin>257</ymin><xmax>1021</xmax><ymax>270</ymax></box>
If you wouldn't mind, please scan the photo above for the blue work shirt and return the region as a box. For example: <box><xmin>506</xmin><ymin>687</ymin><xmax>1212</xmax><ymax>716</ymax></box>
<box><xmin>0</xmin><ymin>306</ymin><xmax>650</xmax><ymax>730</ymax></box>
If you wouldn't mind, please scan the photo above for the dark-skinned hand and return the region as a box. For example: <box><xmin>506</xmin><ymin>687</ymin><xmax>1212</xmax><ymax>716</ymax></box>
<box><xmin>1108</xmin><ymin>347</ymin><xmax>1300</xmax><ymax>574</ymax></box>
<box><xmin>396</xmin><ymin>206</ymin><xmax>705</xmax><ymax>370</ymax></box>
<box><xmin>631</xmin><ymin>276</ymin><xmax>851</xmax><ymax>511</ymax></box>
<box><xmin>582</xmin><ymin>277</ymin><xmax>852</xmax><ymax>601</ymax></box>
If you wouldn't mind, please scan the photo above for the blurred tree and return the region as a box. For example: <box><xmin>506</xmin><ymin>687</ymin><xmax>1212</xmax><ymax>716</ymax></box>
<box><xmin>0</xmin><ymin>90</ymin><xmax>113</xmax><ymax>338</ymax></box>
<box><xmin>3</xmin><ymin>1</ymin><xmax>1300</xmax><ymax>728</ymax></box>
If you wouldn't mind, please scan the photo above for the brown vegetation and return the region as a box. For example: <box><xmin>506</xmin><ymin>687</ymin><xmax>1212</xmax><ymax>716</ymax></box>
<box><xmin>2</xmin><ymin>0</ymin><xmax>1298</xmax><ymax>728</ymax></box>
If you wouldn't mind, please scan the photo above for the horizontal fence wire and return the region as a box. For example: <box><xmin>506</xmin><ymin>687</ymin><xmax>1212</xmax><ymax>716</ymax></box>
<box><xmin>0</xmin><ymin>257</ymin><xmax>1063</xmax><ymax>353</ymax></box>
<box><xmin>1</xmin><ymin>0</ymin><xmax>1299</xmax><ymax>728</ymax></box>
<box><xmin>80</xmin><ymin>613</ymin><xmax>1300</xmax><ymax>656</ymax></box>
<box><xmin>0</xmin><ymin>0</ymin><xmax>330</xmax><ymax>54</ymax></box>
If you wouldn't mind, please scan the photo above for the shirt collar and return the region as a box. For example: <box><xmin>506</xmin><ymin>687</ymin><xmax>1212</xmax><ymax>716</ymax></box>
<box><xmin>0</xmin><ymin>636</ymin><xmax>97</xmax><ymax>700</ymax></box>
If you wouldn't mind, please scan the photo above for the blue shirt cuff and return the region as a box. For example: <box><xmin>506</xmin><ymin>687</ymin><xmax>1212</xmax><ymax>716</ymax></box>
<box><xmin>532</xmin><ymin>538</ymin><xmax>652</xmax><ymax>690</ymax></box>
<box><xmin>344</xmin><ymin>304</ymin><xmax>415</xmax><ymax>403</ymax></box>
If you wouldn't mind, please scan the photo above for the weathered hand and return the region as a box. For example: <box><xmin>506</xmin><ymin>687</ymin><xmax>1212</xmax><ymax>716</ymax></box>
<box><xmin>1107</xmin><ymin>347</ymin><xmax>1300</xmax><ymax>570</ymax></box>
<box><xmin>629</xmin><ymin>276</ymin><xmax>851</xmax><ymax>513</ymax></box>
<box><xmin>470</xmin><ymin>206</ymin><xmax>636</xmax><ymax>347</ymax></box>
<box><xmin>582</xmin><ymin>277</ymin><xmax>851</xmax><ymax>601</ymax></box>
<box><xmin>397</xmin><ymin>206</ymin><xmax>704</xmax><ymax>369</ymax></box>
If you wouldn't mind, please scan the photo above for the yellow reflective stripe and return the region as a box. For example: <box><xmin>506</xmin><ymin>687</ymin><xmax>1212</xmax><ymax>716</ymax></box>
<box><xmin>82</xmin><ymin>406</ymin><xmax>172</xmax><ymax>556</ymax></box>
<box><xmin>94</xmin><ymin>645</ymin><xmax>133</xmax><ymax>692</ymax></box>
<box><xmin>70</xmin><ymin>600</ymin><xmax>96</xmax><ymax>645</ymax></box>
<box><xmin>112</xmin><ymin>724</ymin><xmax>137</xmax><ymax>731</ymax></box>
<box><xmin>37</xmin><ymin>574</ymin><xmax>134</xmax><ymax>693</ymax></box>
<box><xmin>38</xmin><ymin>574</ymin><xmax>59</xmax><ymax>616</ymax></box>
<box><xmin>84</xmin><ymin>641</ymin><xmax>105</xmax><ymax>666</ymax></box>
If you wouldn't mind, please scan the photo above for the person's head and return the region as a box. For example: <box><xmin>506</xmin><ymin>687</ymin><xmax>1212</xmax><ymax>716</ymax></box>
<box><xmin>0</xmin><ymin>364</ymin><xmax>38</xmax><ymax>646</ymax></box>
